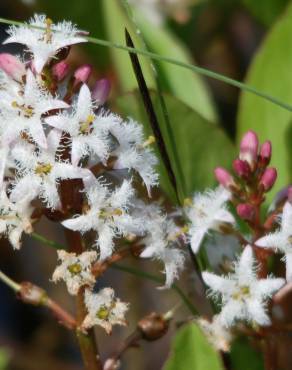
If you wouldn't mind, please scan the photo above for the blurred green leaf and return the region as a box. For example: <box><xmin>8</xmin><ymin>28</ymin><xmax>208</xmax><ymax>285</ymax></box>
<box><xmin>133</xmin><ymin>12</ymin><xmax>218</xmax><ymax>123</ymax></box>
<box><xmin>116</xmin><ymin>91</ymin><xmax>234</xmax><ymax>199</ymax></box>
<box><xmin>230</xmin><ymin>337</ymin><xmax>264</xmax><ymax>370</ymax></box>
<box><xmin>0</xmin><ymin>348</ymin><xmax>10</xmax><ymax>370</ymax></box>
<box><xmin>237</xmin><ymin>2</ymin><xmax>292</xmax><ymax>201</ymax></box>
<box><xmin>102</xmin><ymin>0</ymin><xmax>155</xmax><ymax>91</ymax></box>
<box><xmin>242</xmin><ymin>0</ymin><xmax>288</xmax><ymax>27</ymax></box>
<box><xmin>163</xmin><ymin>323</ymin><xmax>224</xmax><ymax>370</ymax></box>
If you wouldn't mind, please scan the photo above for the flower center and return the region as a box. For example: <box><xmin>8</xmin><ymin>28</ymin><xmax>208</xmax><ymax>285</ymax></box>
<box><xmin>168</xmin><ymin>225</ymin><xmax>189</xmax><ymax>241</ymax></box>
<box><xmin>35</xmin><ymin>162</ymin><xmax>52</xmax><ymax>176</ymax></box>
<box><xmin>96</xmin><ymin>306</ymin><xmax>110</xmax><ymax>320</ymax></box>
<box><xmin>11</xmin><ymin>101</ymin><xmax>34</xmax><ymax>118</ymax></box>
<box><xmin>79</xmin><ymin>114</ymin><xmax>95</xmax><ymax>135</ymax></box>
<box><xmin>232</xmin><ymin>285</ymin><xmax>250</xmax><ymax>300</ymax></box>
<box><xmin>68</xmin><ymin>263</ymin><xmax>82</xmax><ymax>275</ymax></box>
<box><xmin>99</xmin><ymin>208</ymin><xmax>123</xmax><ymax>219</ymax></box>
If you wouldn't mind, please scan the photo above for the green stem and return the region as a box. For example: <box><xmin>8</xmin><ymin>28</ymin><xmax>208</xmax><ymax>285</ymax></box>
<box><xmin>0</xmin><ymin>270</ymin><xmax>21</xmax><ymax>292</ymax></box>
<box><xmin>31</xmin><ymin>232</ymin><xmax>64</xmax><ymax>250</ymax></box>
<box><xmin>111</xmin><ymin>263</ymin><xmax>197</xmax><ymax>315</ymax></box>
<box><xmin>0</xmin><ymin>17</ymin><xmax>291</xmax><ymax>113</ymax></box>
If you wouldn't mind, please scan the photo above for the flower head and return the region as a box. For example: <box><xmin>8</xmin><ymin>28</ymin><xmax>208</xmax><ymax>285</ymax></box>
<box><xmin>4</xmin><ymin>14</ymin><xmax>87</xmax><ymax>73</ymax></box>
<box><xmin>185</xmin><ymin>186</ymin><xmax>235</xmax><ymax>254</ymax></box>
<box><xmin>10</xmin><ymin>129</ymin><xmax>95</xmax><ymax>209</ymax></box>
<box><xmin>0</xmin><ymin>70</ymin><xmax>68</xmax><ymax>148</ymax></box>
<box><xmin>52</xmin><ymin>250</ymin><xmax>97</xmax><ymax>295</ymax></box>
<box><xmin>62</xmin><ymin>180</ymin><xmax>143</xmax><ymax>260</ymax></box>
<box><xmin>140</xmin><ymin>204</ymin><xmax>185</xmax><ymax>288</ymax></box>
<box><xmin>45</xmin><ymin>84</ymin><xmax>109</xmax><ymax>166</ymax></box>
<box><xmin>0</xmin><ymin>188</ymin><xmax>33</xmax><ymax>249</ymax></box>
<box><xmin>202</xmin><ymin>246</ymin><xmax>285</xmax><ymax>327</ymax></box>
<box><xmin>256</xmin><ymin>201</ymin><xmax>292</xmax><ymax>281</ymax></box>
<box><xmin>82</xmin><ymin>288</ymin><xmax>128</xmax><ymax>334</ymax></box>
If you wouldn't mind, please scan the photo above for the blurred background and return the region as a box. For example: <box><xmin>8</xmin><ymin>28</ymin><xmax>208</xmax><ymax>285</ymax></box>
<box><xmin>0</xmin><ymin>0</ymin><xmax>291</xmax><ymax>369</ymax></box>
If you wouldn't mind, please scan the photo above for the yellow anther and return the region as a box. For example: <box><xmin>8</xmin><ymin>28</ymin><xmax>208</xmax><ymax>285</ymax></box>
<box><xmin>142</xmin><ymin>135</ymin><xmax>156</xmax><ymax>148</ymax></box>
<box><xmin>68</xmin><ymin>263</ymin><xmax>82</xmax><ymax>275</ymax></box>
<box><xmin>232</xmin><ymin>285</ymin><xmax>250</xmax><ymax>300</ymax></box>
<box><xmin>45</xmin><ymin>18</ymin><xmax>53</xmax><ymax>43</ymax></box>
<box><xmin>35</xmin><ymin>163</ymin><xmax>52</xmax><ymax>176</ymax></box>
<box><xmin>80</xmin><ymin>114</ymin><xmax>95</xmax><ymax>134</ymax></box>
<box><xmin>168</xmin><ymin>225</ymin><xmax>189</xmax><ymax>241</ymax></box>
<box><xmin>96</xmin><ymin>306</ymin><xmax>110</xmax><ymax>320</ymax></box>
<box><xmin>11</xmin><ymin>101</ymin><xmax>19</xmax><ymax>108</ymax></box>
<box><xmin>99</xmin><ymin>208</ymin><xmax>123</xmax><ymax>218</ymax></box>
<box><xmin>183</xmin><ymin>198</ymin><xmax>192</xmax><ymax>207</ymax></box>
<box><xmin>11</xmin><ymin>101</ymin><xmax>34</xmax><ymax>118</ymax></box>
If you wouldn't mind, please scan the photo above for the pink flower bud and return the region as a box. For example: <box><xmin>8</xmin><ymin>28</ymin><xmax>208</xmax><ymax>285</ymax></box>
<box><xmin>214</xmin><ymin>167</ymin><xmax>234</xmax><ymax>189</ymax></box>
<box><xmin>239</xmin><ymin>130</ymin><xmax>259</xmax><ymax>169</ymax></box>
<box><xmin>74</xmin><ymin>64</ymin><xmax>92</xmax><ymax>84</ymax></box>
<box><xmin>288</xmin><ymin>186</ymin><xmax>292</xmax><ymax>203</ymax></box>
<box><xmin>233</xmin><ymin>159</ymin><xmax>250</xmax><ymax>178</ymax></box>
<box><xmin>236</xmin><ymin>203</ymin><xmax>255</xmax><ymax>221</ymax></box>
<box><xmin>92</xmin><ymin>79</ymin><xmax>111</xmax><ymax>105</ymax></box>
<box><xmin>52</xmin><ymin>61</ymin><xmax>69</xmax><ymax>81</ymax></box>
<box><xmin>0</xmin><ymin>53</ymin><xmax>26</xmax><ymax>82</ymax></box>
<box><xmin>260</xmin><ymin>141</ymin><xmax>272</xmax><ymax>164</ymax></box>
<box><xmin>260</xmin><ymin>168</ymin><xmax>277</xmax><ymax>191</ymax></box>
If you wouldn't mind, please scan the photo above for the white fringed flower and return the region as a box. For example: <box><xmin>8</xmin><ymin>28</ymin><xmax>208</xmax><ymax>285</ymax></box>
<box><xmin>202</xmin><ymin>246</ymin><xmax>285</xmax><ymax>327</ymax></box>
<box><xmin>0</xmin><ymin>188</ymin><xmax>33</xmax><ymax>249</ymax></box>
<box><xmin>0</xmin><ymin>70</ymin><xmax>68</xmax><ymax>148</ymax></box>
<box><xmin>185</xmin><ymin>186</ymin><xmax>235</xmax><ymax>254</ymax></box>
<box><xmin>197</xmin><ymin>315</ymin><xmax>232</xmax><ymax>352</ymax></box>
<box><xmin>62</xmin><ymin>180</ymin><xmax>142</xmax><ymax>260</ymax></box>
<box><xmin>4</xmin><ymin>14</ymin><xmax>87</xmax><ymax>73</ymax></box>
<box><xmin>140</xmin><ymin>204</ymin><xmax>185</xmax><ymax>288</ymax></box>
<box><xmin>45</xmin><ymin>84</ymin><xmax>109</xmax><ymax>166</ymax></box>
<box><xmin>82</xmin><ymin>288</ymin><xmax>128</xmax><ymax>334</ymax></box>
<box><xmin>52</xmin><ymin>250</ymin><xmax>97</xmax><ymax>295</ymax></box>
<box><xmin>102</xmin><ymin>117</ymin><xmax>158</xmax><ymax>194</ymax></box>
<box><xmin>10</xmin><ymin>130</ymin><xmax>95</xmax><ymax>209</ymax></box>
<box><xmin>256</xmin><ymin>202</ymin><xmax>292</xmax><ymax>281</ymax></box>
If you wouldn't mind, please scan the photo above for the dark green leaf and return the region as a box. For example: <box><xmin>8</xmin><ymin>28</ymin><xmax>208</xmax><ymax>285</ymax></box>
<box><xmin>230</xmin><ymin>337</ymin><xmax>264</xmax><ymax>370</ymax></box>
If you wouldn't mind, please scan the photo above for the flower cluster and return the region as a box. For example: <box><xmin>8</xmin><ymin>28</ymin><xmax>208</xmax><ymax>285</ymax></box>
<box><xmin>0</xmin><ymin>14</ymin><xmax>186</xmax><ymax>333</ymax></box>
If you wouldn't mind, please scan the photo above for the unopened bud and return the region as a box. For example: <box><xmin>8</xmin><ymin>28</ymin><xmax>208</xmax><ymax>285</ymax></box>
<box><xmin>260</xmin><ymin>141</ymin><xmax>272</xmax><ymax>164</ymax></box>
<box><xmin>288</xmin><ymin>187</ymin><xmax>292</xmax><ymax>203</ymax></box>
<box><xmin>0</xmin><ymin>53</ymin><xmax>26</xmax><ymax>82</ymax></box>
<box><xmin>233</xmin><ymin>159</ymin><xmax>250</xmax><ymax>178</ymax></box>
<box><xmin>138</xmin><ymin>312</ymin><xmax>169</xmax><ymax>341</ymax></box>
<box><xmin>74</xmin><ymin>64</ymin><xmax>92</xmax><ymax>84</ymax></box>
<box><xmin>52</xmin><ymin>61</ymin><xmax>69</xmax><ymax>81</ymax></box>
<box><xmin>214</xmin><ymin>167</ymin><xmax>235</xmax><ymax>189</ymax></box>
<box><xmin>92</xmin><ymin>78</ymin><xmax>111</xmax><ymax>105</ymax></box>
<box><xmin>260</xmin><ymin>168</ymin><xmax>277</xmax><ymax>191</ymax></box>
<box><xmin>18</xmin><ymin>282</ymin><xmax>47</xmax><ymax>306</ymax></box>
<box><xmin>239</xmin><ymin>130</ymin><xmax>259</xmax><ymax>169</ymax></box>
<box><xmin>236</xmin><ymin>203</ymin><xmax>255</xmax><ymax>221</ymax></box>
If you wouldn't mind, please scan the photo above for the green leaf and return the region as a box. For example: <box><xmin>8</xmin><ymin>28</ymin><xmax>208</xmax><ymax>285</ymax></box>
<box><xmin>163</xmin><ymin>323</ymin><xmax>224</xmax><ymax>370</ymax></box>
<box><xmin>116</xmin><ymin>91</ymin><xmax>234</xmax><ymax>198</ymax></box>
<box><xmin>101</xmin><ymin>0</ymin><xmax>155</xmax><ymax>91</ymax></box>
<box><xmin>242</xmin><ymin>0</ymin><xmax>288</xmax><ymax>26</ymax></box>
<box><xmin>133</xmin><ymin>12</ymin><xmax>218</xmax><ymax>123</ymax></box>
<box><xmin>237</xmin><ymin>2</ymin><xmax>292</xmax><ymax>201</ymax></box>
<box><xmin>230</xmin><ymin>337</ymin><xmax>264</xmax><ymax>370</ymax></box>
<box><xmin>0</xmin><ymin>348</ymin><xmax>10</xmax><ymax>370</ymax></box>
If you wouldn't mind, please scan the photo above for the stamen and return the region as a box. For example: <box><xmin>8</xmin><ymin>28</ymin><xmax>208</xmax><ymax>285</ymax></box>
<box><xmin>79</xmin><ymin>114</ymin><xmax>95</xmax><ymax>134</ymax></box>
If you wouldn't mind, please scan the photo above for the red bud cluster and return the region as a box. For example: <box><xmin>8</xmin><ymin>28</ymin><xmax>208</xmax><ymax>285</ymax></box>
<box><xmin>214</xmin><ymin>131</ymin><xmax>277</xmax><ymax>222</ymax></box>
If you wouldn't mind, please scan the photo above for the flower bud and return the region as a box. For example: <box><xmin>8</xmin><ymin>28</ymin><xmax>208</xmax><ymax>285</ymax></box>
<box><xmin>18</xmin><ymin>282</ymin><xmax>47</xmax><ymax>306</ymax></box>
<box><xmin>137</xmin><ymin>312</ymin><xmax>169</xmax><ymax>341</ymax></box>
<box><xmin>92</xmin><ymin>78</ymin><xmax>111</xmax><ymax>105</ymax></box>
<box><xmin>260</xmin><ymin>141</ymin><xmax>272</xmax><ymax>164</ymax></box>
<box><xmin>214</xmin><ymin>167</ymin><xmax>235</xmax><ymax>189</ymax></box>
<box><xmin>260</xmin><ymin>168</ymin><xmax>277</xmax><ymax>191</ymax></box>
<box><xmin>233</xmin><ymin>159</ymin><xmax>250</xmax><ymax>178</ymax></box>
<box><xmin>0</xmin><ymin>53</ymin><xmax>26</xmax><ymax>82</ymax></box>
<box><xmin>236</xmin><ymin>203</ymin><xmax>255</xmax><ymax>221</ymax></box>
<box><xmin>52</xmin><ymin>61</ymin><xmax>69</xmax><ymax>81</ymax></box>
<box><xmin>74</xmin><ymin>64</ymin><xmax>92</xmax><ymax>84</ymax></box>
<box><xmin>239</xmin><ymin>130</ymin><xmax>259</xmax><ymax>169</ymax></box>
